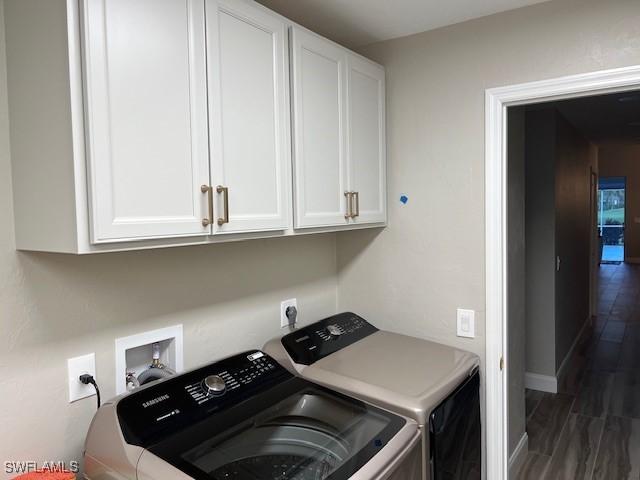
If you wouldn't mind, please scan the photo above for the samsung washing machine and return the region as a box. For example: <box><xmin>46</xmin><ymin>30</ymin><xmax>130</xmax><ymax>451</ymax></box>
<box><xmin>84</xmin><ymin>349</ymin><xmax>422</xmax><ymax>480</ymax></box>
<box><xmin>264</xmin><ymin>312</ymin><xmax>482</xmax><ymax>480</ymax></box>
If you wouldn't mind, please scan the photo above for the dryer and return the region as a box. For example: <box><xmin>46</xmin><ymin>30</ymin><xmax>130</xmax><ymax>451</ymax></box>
<box><xmin>84</xmin><ymin>349</ymin><xmax>422</xmax><ymax>480</ymax></box>
<box><xmin>264</xmin><ymin>312</ymin><xmax>481</xmax><ymax>480</ymax></box>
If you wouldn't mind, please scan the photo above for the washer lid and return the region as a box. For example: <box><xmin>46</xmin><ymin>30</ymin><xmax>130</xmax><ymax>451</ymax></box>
<box><xmin>147</xmin><ymin>380</ymin><xmax>413</xmax><ymax>480</ymax></box>
<box><xmin>301</xmin><ymin>331</ymin><xmax>479</xmax><ymax>425</ymax></box>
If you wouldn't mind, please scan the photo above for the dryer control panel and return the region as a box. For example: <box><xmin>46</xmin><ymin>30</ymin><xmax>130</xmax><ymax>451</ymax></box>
<box><xmin>281</xmin><ymin>312</ymin><xmax>378</xmax><ymax>365</ymax></box>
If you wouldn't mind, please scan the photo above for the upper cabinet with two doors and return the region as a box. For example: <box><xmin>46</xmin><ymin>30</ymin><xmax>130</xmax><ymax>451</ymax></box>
<box><xmin>84</xmin><ymin>0</ymin><xmax>290</xmax><ymax>242</ymax></box>
<box><xmin>291</xmin><ymin>26</ymin><xmax>387</xmax><ymax>229</ymax></box>
<box><xmin>5</xmin><ymin>0</ymin><xmax>386</xmax><ymax>253</ymax></box>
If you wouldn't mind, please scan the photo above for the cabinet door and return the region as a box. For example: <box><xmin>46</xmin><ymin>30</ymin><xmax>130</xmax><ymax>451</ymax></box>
<box><xmin>347</xmin><ymin>55</ymin><xmax>387</xmax><ymax>224</ymax></box>
<box><xmin>82</xmin><ymin>0</ymin><xmax>211</xmax><ymax>242</ymax></box>
<box><xmin>206</xmin><ymin>0</ymin><xmax>290</xmax><ymax>234</ymax></box>
<box><xmin>290</xmin><ymin>26</ymin><xmax>349</xmax><ymax>228</ymax></box>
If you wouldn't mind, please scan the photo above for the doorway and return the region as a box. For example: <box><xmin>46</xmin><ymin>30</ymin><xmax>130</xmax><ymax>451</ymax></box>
<box><xmin>598</xmin><ymin>176</ymin><xmax>626</xmax><ymax>263</ymax></box>
<box><xmin>485</xmin><ymin>65</ymin><xmax>640</xmax><ymax>480</ymax></box>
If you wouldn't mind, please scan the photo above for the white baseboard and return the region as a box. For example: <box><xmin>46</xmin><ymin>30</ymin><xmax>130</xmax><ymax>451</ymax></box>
<box><xmin>526</xmin><ymin>316</ymin><xmax>592</xmax><ymax>395</ymax></box>
<box><xmin>509</xmin><ymin>432</ymin><xmax>529</xmax><ymax>477</ymax></box>
<box><xmin>524</xmin><ymin>372</ymin><xmax>557</xmax><ymax>393</ymax></box>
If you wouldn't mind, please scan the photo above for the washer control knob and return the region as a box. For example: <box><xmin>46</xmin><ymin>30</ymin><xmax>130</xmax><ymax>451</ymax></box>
<box><xmin>203</xmin><ymin>375</ymin><xmax>226</xmax><ymax>396</ymax></box>
<box><xmin>327</xmin><ymin>324</ymin><xmax>343</xmax><ymax>336</ymax></box>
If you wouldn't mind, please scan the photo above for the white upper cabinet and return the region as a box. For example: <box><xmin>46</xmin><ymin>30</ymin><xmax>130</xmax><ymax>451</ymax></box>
<box><xmin>290</xmin><ymin>26</ymin><xmax>349</xmax><ymax>228</ymax></box>
<box><xmin>206</xmin><ymin>0</ymin><xmax>291</xmax><ymax>233</ymax></box>
<box><xmin>6</xmin><ymin>0</ymin><xmax>386</xmax><ymax>253</ymax></box>
<box><xmin>290</xmin><ymin>26</ymin><xmax>386</xmax><ymax>229</ymax></box>
<box><xmin>82</xmin><ymin>0</ymin><xmax>211</xmax><ymax>242</ymax></box>
<box><xmin>347</xmin><ymin>55</ymin><xmax>387</xmax><ymax>224</ymax></box>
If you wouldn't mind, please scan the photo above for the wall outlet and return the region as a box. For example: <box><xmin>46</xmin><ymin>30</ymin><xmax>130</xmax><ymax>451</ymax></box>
<box><xmin>456</xmin><ymin>309</ymin><xmax>475</xmax><ymax>338</ymax></box>
<box><xmin>67</xmin><ymin>353</ymin><xmax>96</xmax><ymax>403</ymax></box>
<box><xmin>281</xmin><ymin>298</ymin><xmax>298</xmax><ymax>328</ymax></box>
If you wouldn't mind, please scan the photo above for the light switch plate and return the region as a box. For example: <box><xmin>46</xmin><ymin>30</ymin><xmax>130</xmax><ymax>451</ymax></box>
<box><xmin>67</xmin><ymin>353</ymin><xmax>96</xmax><ymax>403</ymax></box>
<box><xmin>457</xmin><ymin>309</ymin><xmax>475</xmax><ymax>338</ymax></box>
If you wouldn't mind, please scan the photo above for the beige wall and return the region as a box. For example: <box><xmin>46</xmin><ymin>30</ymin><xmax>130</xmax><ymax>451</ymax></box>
<box><xmin>3</xmin><ymin>0</ymin><xmax>640</xmax><ymax>474</ymax></box>
<box><xmin>599</xmin><ymin>145</ymin><xmax>640</xmax><ymax>260</ymax></box>
<box><xmin>0</xmin><ymin>2</ymin><xmax>338</xmax><ymax>475</ymax></box>
<box><xmin>336</xmin><ymin>0</ymin><xmax>640</xmax><ymax>460</ymax></box>
<box><xmin>338</xmin><ymin>0</ymin><xmax>640</xmax><ymax>355</ymax></box>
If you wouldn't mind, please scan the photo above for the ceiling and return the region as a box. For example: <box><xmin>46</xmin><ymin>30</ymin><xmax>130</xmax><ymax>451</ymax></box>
<box><xmin>256</xmin><ymin>0</ymin><xmax>552</xmax><ymax>48</ymax></box>
<box><xmin>253</xmin><ymin>0</ymin><xmax>640</xmax><ymax>146</ymax></box>
<box><xmin>541</xmin><ymin>91</ymin><xmax>640</xmax><ymax>146</ymax></box>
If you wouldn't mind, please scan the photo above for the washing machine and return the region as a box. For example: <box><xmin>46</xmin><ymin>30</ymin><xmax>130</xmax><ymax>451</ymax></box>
<box><xmin>84</xmin><ymin>349</ymin><xmax>422</xmax><ymax>480</ymax></box>
<box><xmin>264</xmin><ymin>312</ymin><xmax>481</xmax><ymax>480</ymax></box>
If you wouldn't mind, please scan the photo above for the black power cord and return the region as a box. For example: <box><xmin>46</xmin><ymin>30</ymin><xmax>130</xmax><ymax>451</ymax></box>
<box><xmin>79</xmin><ymin>374</ymin><xmax>101</xmax><ymax>409</ymax></box>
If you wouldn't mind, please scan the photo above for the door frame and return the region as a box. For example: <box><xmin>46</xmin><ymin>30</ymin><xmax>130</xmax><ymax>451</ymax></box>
<box><xmin>485</xmin><ymin>64</ymin><xmax>640</xmax><ymax>480</ymax></box>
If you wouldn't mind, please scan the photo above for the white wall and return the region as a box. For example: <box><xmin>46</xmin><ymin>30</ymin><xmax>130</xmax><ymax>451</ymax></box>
<box><xmin>336</xmin><ymin>0</ymin><xmax>640</xmax><ymax>460</ymax></box>
<box><xmin>0</xmin><ymin>1</ymin><xmax>338</xmax><ymax>475</ymax></box>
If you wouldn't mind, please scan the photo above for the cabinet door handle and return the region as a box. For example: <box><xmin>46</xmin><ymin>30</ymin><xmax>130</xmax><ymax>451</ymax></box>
<box><xmin>354</xmin><ymin>191</ymin><xmax>360</xmax><ymax>217</ymax></box>
<box><xmin>217</xmin><ymin>185</ymin><xmax>229</xmax><ymax>225</ymax></box>
<box><xmin>344</xmin><ymin>191</ymin><xmax>353</xmax><ymax>219</ymax></box>
<box><xmin>201</xmin><ymin>185</ymin><xmax>214</xmax><ymax>227</ymax></box>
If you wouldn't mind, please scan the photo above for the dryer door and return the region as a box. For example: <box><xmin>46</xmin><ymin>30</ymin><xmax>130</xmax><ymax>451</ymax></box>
<box><xmin>429</xmin><ymin>371</ymin><xmax>481</xmax><ymax>479</ymax></box>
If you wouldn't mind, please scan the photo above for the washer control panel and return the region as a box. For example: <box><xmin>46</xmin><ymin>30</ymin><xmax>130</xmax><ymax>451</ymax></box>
<box><xmin>183</xmin><ymin>352</ymin><xmax>277</xmax><ymax>405</ymax></box>
<box><xmin>281</xmin><ymin>312</ymin><xmax>378</xmax><ymax>365</ymax></box>
<box><xmin>117</xmin><ymin>350</ymin><xmax>290</xmax><ymax>447</ymax></box>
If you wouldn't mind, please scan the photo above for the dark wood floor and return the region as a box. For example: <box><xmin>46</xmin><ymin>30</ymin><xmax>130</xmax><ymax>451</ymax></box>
<box><xmin>515</xmin><ymin>263</ymin><xmax>640</xmax><ymax>480</ymax></box>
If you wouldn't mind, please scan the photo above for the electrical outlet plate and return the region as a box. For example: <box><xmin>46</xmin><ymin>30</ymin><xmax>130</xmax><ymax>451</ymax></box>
<box><xmin>68</xmin><ymin>353</ymin><xmax>96</xmax><ymax>403</ymax></box>
<box><xmin>457</xmin><ymin>309</ymin><xmax>475</xmax><ymax>338</ymax></box>
<box><xmin>281</xmin><ymin>298</ymin><xmax>298</xmax><ymax>328</ymax></box>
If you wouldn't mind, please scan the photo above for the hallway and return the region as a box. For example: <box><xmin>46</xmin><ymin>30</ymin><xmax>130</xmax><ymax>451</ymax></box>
<box><xmin>515</xmin><ymin>263</ymin><xmax>640</xmax><ymax>479</ymax></box>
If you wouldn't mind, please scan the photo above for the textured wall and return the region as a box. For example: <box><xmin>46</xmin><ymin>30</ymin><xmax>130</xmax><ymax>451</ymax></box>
<box><xmin>0</xmin><ymin>1</ymin><xmax>338</xmax><ymax>475</ymax></box>
<box><xmin>337</xmin><ymin>0</ymin><xmax>640</xmax><ymax>356</ymax></box>
<box><xmin>599</xmin><ymin>145</ymin><xmax>640</xmax><ymax>261</ymax></box>
<box><xmin>336</xmin><ymin>0</ymin><xmax>640</xmax><ymax>460</ymax></box>
<box><xmin>3</xmin><ymin>0</ymin><xmax>640</xmax><ymax>473</ymax></box>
